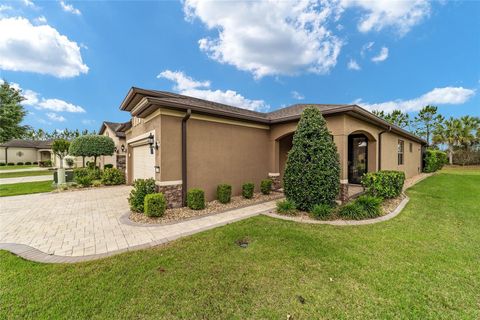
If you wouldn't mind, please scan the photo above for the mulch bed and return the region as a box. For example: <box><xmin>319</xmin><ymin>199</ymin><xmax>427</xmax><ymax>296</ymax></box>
<box><xmin>129</xmin><ymin>192</ymin><xmax>284</xmax><ymax>225</ymax></box>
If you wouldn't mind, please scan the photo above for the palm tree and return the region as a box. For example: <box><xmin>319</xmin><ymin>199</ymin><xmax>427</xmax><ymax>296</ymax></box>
<box><xmin>433</xmin><ymin>117</ymin><xmax>461</xmax><ymax>164</ymax></box>
<box><xmin>459</xmin><ymin>116</ymin><xmax>480</xmax><ymax>150</ymax></box>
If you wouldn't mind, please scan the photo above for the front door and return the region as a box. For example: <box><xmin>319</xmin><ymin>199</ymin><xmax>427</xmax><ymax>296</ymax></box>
<box><xmin>348</xmin><ymin>134</ymin><xmax>368</xmax><ymax>184</ymax></box>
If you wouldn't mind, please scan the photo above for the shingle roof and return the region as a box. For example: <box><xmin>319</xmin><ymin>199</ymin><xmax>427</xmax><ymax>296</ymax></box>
<box><xmin>99</xmin><ymin>121</ymin><xmax>130</xmax><ymax>138</ymax></box>
<box><xmin>267</xmin><ymin>104</ymin><xmax>350</xmax><ymax>120</ymax></box>
<box><xmin>0</xmin><ymin>139</ymin><xmax>53</xmax><ymax>148</ymax></box>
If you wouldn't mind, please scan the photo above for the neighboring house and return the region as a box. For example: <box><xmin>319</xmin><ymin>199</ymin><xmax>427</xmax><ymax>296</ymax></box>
<box><xmin>0</xmin><ymin>139</ymin><xmax>54</xmax><ymax>164</ymax></box>
<box><xmin>119</xmin><ymin>87</ymin><xmax>426</xmax><ymax>208</ymax></box>
<box><xmin>98</xmin><ymin>121</ymin><xmax>130</xmax><ymax>171</ymax></box>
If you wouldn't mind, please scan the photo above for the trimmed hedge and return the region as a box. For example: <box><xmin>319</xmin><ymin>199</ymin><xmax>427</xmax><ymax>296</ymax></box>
<box><xmin>101</xmin><ymin>168</ymin><xmax>125</xmax><ymax>185</ymax></box>
<box><xmin>73</xmin><ymin>168</ymin><xmax>93</xmax><ymax>187</ymax></box>
<box><xmin>144</xmin><ymin>193</ymin><xmax>167</xmax><ymax>217</ymax></box>
<box><xmin>216</xmin><ymin>184</ymin><xmax>232</xmax><ymax>204</ymax></box>
<box><xmin>242</xmin><ymin>183</ymin><xmax>254</xmax><ymax>199</ymax></box>
<box><xmin>0</xmin><ymin>163</ymin><xmax>5</xmax><ymax>166</ymax></box>
<box><xmin>187</xmin><ymin>189</ymin><xmax>205</xmax><ymax>210</ymax></box>
<box><xmin>128</xmin><ymin>178</ymin><xmax>156</xmax><ymax>213</ymax></box>
<box><xmin>424</xmin><ymin>149</ymin><xmax>447</xmax><ymax>173</ymax></box>
<box><xmin>260</xmin><ymin>179</ymin><xmax>272</xmax><ymax>195</ymax></box>
<box><xmin>25</xmin><ymin>161</ymin><xmax>32</xmax><ymax>165</ymax></box>
<box><xmin>310</xmin><ymin>203</ymin><xmax>333</xmax><ymax>220</ymax></box>
<box><xmin>276</xmin><ymin>199</ymin><xmax>297</xmax><ymax>215</ymax></box>
<box><xmin>33</xmin><ymin>161</ymin><xmax>38</xmax><ymax>165</ymax></box>
<box><xmin>355</xmin><ymin>195</ymin><xmax>383</xmax><ymax>218</ymax></box>
<box><xmin>283</xmin><ymin>107</ymin><xmax>340</xmax><ymax>210</ymax></box>
<box><xmin>104</xmin><ymin>164</ymin><xmax>114</xmax><ymax>169</ymax></box>
<box><xmin>16</xmin><ymin>162</ymin><xmax>24</xmax><ymax>165</ymax></box>
<box><xmin>361</xmin><ymin>170</ymin><xmax>405</xmax><ymax>199</ymax></box>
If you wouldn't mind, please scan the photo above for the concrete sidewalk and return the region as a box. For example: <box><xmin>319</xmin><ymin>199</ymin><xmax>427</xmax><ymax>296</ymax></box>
<box><xmin>0</xmin><ymin>175</ymin><xmax>52</xmax><ymax>185</ymax></box>
<box><xmin>0</xmin><ymin>167</ymin><xmax>50</xmax><ymax>173</ymax></box>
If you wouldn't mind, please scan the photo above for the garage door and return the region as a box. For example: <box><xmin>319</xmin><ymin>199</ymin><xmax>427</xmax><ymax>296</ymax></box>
<box><xmin>132</xmin><ymin>144</ymin><xmax>155</xmax><ymax>181</ymax></box>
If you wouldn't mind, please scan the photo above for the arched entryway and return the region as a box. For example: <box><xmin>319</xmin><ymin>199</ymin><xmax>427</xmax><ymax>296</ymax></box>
<box><xmin>278</xmin><ymin>133</ymin><xmax>294</xmax><ymax>182</ymax></box>
<box><xmin>347</xmin><ymin>131</ymin><xmax>377</xmax><ymax>184</ymax></box>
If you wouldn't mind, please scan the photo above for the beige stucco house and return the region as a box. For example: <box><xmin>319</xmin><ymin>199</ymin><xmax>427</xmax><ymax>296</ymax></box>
<box><xmin>118</xmin><ymin>87</ymin><xmax>426</xmax><ymax>208</ymax></box>
<box><xmin>98</xmin><ymin>121</ymin><xmax>130</xmax><ymax>172</ymax></box>
<box><xmin>0</xmin><ymin>140</ymin><xmax>54</xmax><ymax>164</ymax></box>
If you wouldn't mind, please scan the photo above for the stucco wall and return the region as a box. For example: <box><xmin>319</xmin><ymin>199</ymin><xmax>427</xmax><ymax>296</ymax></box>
<box><xmin>0</xmin><ymin>147</ymin><xmax>39</xmax><ymax>163</ymax></box>
<box><xmin>380</xmin><ymin>131</ymin><xmax>422</xmax><ymax>178</ymax></box>
<box><xmin>99</xmin><ymin>126</ymin><xmax>126</xmax><ymax>169</ymax></box>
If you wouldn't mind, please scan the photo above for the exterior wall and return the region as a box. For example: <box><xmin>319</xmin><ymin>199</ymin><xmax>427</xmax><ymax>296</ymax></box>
<box><xmin>380</xmin><ymin>131</ymin><xmax>422</xmax><ymax>178</ymax></box>
<box><xmin>0</xmin><ymin>147</ymin><xmax>39</xmax><ymax>163</ymax></box>
<box><xmin>99</xmin><ymin>126</ymin><xmax>126</xmax><ymax>169</ymax></box>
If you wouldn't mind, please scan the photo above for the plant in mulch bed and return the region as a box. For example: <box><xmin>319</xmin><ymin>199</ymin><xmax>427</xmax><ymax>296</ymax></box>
<box><xmin>260</xmin><ymin>179</ymin><xmax>272</xmax><ymax>195</ymax></box>
<box><xmin>187</xmin><ymin>188</ymin><xmax>205</xmax><ymax>210</ymax></box>
<box><xmin>276</xmin><ymin>199</ymin><xmax>297</xmax><ymax>215</ymax></box>
<box><xmin>310</xmin><ymin>203</ymin><xmax>333</xmax><ymax>220</ymax></box>
<box><xmin>242</xmin><ymin>182</ymin><xmax>254</xmax><ymax>199</ymax></box>
<box><xmin>216</xmin><ymin>184</ymin><xmax>232</xmax><ymax>204</ymax></box>
<box><xmin>128</xmin><ymin>178</ymin><xmax>156</xmax><ymax>213</ymax></box>
<box><xmin>338</xmin><ymin>202</ymin><xmax>366</xmax><ymax>220</ymax></box>
<box><xmin>355</xmin><ymin>195</ymin><xmax>383</xmax><ymax>218</ymax></box>
<box><xmin>144</xmin><ymin>193</ymin><xmax>167</xmax><ymax>217</ymax></box>
<box><xmin>101</xmin><ymin>168</ymin><xmax>125</xmax><ymax>185</ymax></box>
<box><xmin>361</xmin><ymin>170</ymin><xmax>405</xmax><ymax>199</ymax></box>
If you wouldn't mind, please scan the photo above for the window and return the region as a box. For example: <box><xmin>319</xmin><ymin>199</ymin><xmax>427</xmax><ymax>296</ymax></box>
<box><xmin>409</xmin><ymin>142</ymin><xmax>413</xmax><ymax>152</ymax></box>
<box><xmin>398</xmin><ymin>140</ymin><xmax>404</xmax><ymax>165</ymax></box>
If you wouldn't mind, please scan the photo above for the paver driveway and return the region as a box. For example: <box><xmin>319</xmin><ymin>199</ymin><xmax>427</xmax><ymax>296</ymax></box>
<box><xmin>0</xmin><ymin>186</ymin><xmax>276</xmax><ymax>261</ymax></box>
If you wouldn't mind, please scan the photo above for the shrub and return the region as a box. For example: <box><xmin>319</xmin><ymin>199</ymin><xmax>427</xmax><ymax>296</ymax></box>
<box><xmin>25</xmin><ymin>161</ymin><xmax>32</xmax><ymax>165</ymax></box>
<box><xmin>361</xmin><ymin>170</ymin><xmax>405</xmax><ymax>199</ymax></box>
<box><xmin>0</xmin><ymin>162</ymin><xmax>5</xmax><ymax>166</ymax></box>
<box><xmin>128</xmin><ymin>178</ymin><xmax>156</xmax><ymax>213</ymax></box>
<box><xmin>283</xmin><ymin>107</ymin><xmax>340</xmax><ymax>210</ymax></box>
<box><xmin>39</xmin><ymin>160</ymin><xmax>52</xmax><ymax>167</ymax></box>
<box><xmin>310</xmin><ymin>203</ymin><xmax>333</xmax><ymax>220</ymax></box>
<box><xmin>187</xmin><ymin>189</ymin><xmax>205</xmax><ymax>210</ymax></box>
<box><xmin>92</xmin><ymin>180</ymin><xmax>102</xmax><ymax>187</ymax></box>
<box><xmin>104</xmin><ymin>164</ymin><xmax>114</xmax><ymax>169</ymax></box>
<box><xmin>216</xmin><ymin>184</ymin><xmax>232</xmax><ymax>204</ymax></box>
<box><xmin>144</xmin><ymin>193</ymin><xmax>167</xmax><ymax>217</ymax></box>
<box><xmin>33</xmin><ymin>161</ymin><xmax>38</xmax><ymax>165</ymax></box>
<box><xmin>338</xmin><ymin>202</ymin><xmax>365</xmax><ymax>220</ymax></box>
<box><xmin>69</xmin><ymin>135</ymin><xmax>115</xmax><ymax>166</ymax></box>
<box><xmin>64</xmin><ymin>156</ymin><xmax>75</xmax><ymax>168</ymax></box>
<box><xmin>424</xmin><ymin>149</ymin><xmax>447</xmax><ymax>173</ymax></box>
<box><xmin>7</xmin><ymin>162</ymin><xmax>14</xmax><ymax>166</ymax></box>
<box><xmin>75</xmin><ymin>175</ymin><xmax>92</xmax><ymax>187</ymax></box>
<box><xmin>276</xmin><ymin>199</ymin><xmax>297</xmax><ymax>215</ymax></box>
<box><xmin>260</xmin><ymin>179</ymin><xmax>272</xmax><ymax>195</ymax></box>
<box><xmin>355</xmin><ymin>195</ymin><xmax>383</xmax><ymax>218</ymax></box>
<box><xmin>242</xmin><ymin>182</ymin><xmax>254</xmax><ymax>199</ymax></box>
<box><xmin>16</xmin><ymin>162</ymin><xmax>24</xmax><ymax>165</ymax></box>
<box><xmin>101</xmin><ymin>168</ymin><xmax>125</xmax><ymax>185</ymax></box>
<box><xmin>52</xmin><ymin>139</ymin><xmax>70</xmax><ymax>169</ymax></box>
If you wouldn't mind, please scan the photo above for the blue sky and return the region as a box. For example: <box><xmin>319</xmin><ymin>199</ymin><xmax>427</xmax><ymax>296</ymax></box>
<box><xmin>0</xmin><ymin>0</ymin><xmax>479</xmax><ymax>132</ymax></box>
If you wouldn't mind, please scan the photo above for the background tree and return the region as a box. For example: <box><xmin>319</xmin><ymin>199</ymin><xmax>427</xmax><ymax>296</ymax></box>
<box><xmin>373</xmin><ymin>109</ymin><xmax>411</xmax><ymax>129</ymax></box>
<box><xmin>283</xmin><ymin>107</ymin><xmax>340</xmax><ymax>210</ymax></box>
<box><xmin>52</xmin><ymin>139</ymin><xmax>71</xmax><ymax>169</ymax></box>
<box><xmin>0</xmin><ymin>81</ymin><xmax>30</xmax><ymax>143</ymax></box>
<box><xmin>433</xmin><ymin>117</ymin><xmax>461</xmax><ymax>164</ymax></box>
<box><xmin>414</xmin><ymin>105</ymin><xmax>444</xmax><ymax>146</ymax></box>
<box><xmin>69</xmin><ymin>135</ymin><xmax>115</xmax><ymax>167</ymax></box>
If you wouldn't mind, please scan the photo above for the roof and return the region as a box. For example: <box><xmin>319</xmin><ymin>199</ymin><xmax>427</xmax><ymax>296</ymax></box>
<box><xmin>119</xmin><ymin>87</ymin><xmax>426</xmax><ymax>144</ymax></box>
<box><xmin>0</xmin><ymin>139</ymin><xmax>53</xmax><ymax>149</ymax></box>
<box><xmin>99</xmin><ymin>121</ymin><xmax>130</xmax><ymax>138</ymax></box>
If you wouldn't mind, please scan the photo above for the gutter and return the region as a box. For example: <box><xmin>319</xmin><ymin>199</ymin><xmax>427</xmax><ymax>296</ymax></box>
<box><xmin>182</xmin><ymin>109</ymin><xmax>192</xmax><ymax>206</ymax></box>
<box><xmin>378</xmin><ymin>126</ymin><xmax>391</xmax><ymax>170</ymax></box>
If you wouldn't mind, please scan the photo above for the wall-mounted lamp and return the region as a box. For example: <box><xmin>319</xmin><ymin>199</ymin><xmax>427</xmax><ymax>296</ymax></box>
<box><xmin>121</xmin><ymin>144</ymin><xmax>126</xmax><ymax>152</ymax></box>
<box><xmin>154</xmin><ymin>165</ymin><xmax>160</xmax><ymax>173</ymax></box>
<box><xmin>147</xmin><ymin>133</ymin><xmax>159</xmax><ymax>154</ymax></box>
<box><xmin>114</xmin><ymin>146</ymin><xmax>118</xmax><ymax>153</ymax></box>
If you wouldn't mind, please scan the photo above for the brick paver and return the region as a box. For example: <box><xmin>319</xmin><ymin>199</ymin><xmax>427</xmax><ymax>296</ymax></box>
<box><xmin>0</xmin><ymin>186</ymin><xmax>276</xmax><ymax>262</ymax></box>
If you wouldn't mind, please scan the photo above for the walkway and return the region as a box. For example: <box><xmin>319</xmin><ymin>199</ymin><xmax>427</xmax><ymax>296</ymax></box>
<box><xmin>0</xmin><ymin>175</ymin><xmax>52</xmax><ymax>185</ymax></box>
<box><xmin>0</xmin><ymin>167</ymin><xmax>50</xmax><ymax>173</ymax></box>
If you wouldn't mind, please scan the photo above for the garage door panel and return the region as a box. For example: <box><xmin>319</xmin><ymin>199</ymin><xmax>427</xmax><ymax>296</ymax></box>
<box><xmin>133</xmin><ymin>145</ymin><xmax>155</xmax><ymax>181</ymax></box>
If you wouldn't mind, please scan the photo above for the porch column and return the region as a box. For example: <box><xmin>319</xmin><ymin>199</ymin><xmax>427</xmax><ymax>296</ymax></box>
<box><xmin>335</xmin><ymin>134</ymin><xmax>349</xmax><ymax>202</ymax></box>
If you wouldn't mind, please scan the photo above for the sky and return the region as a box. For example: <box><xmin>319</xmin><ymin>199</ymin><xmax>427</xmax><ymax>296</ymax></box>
<box><xmin>0</xmin><ymin>0</ymin><xmax>479</xmax><ymax>133</ymax></box>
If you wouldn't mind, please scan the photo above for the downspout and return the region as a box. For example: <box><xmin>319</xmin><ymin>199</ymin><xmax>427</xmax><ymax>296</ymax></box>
<box><xmin>182</xmin><ymin>109</ymin><xmax>192</xmax><ymax>206</ymax></box>
<box><xmin>5</xmin><ymin>147</ymin><xmax>8</xmax><ymax>164</ymax></box>
<box><xmin>378</xmin><ymin>126</ymin><xmax>391</xmax><ymax>171</ymax></box>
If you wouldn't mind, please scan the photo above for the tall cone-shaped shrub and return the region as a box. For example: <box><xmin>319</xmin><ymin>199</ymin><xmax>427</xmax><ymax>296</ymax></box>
<box><xmin>283</xmin><ymin>107</ymin><xmax>340</xmax><ymax>210</ymax></box>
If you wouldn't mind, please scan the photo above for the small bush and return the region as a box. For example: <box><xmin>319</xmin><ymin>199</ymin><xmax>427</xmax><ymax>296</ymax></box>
<box><xmin>424</xmin><ymin>149</ymin><xmax>447</xmax><ymax>173</ymax></box>
<box><xmin>33</xmin><ymin>161</ymin><xmax>38</xmax><ymax>165</ymax></box>
<box><xmin>75</xmin><ymin>175</ymin><xmax>92</xmax><ymax>187</ymax></box>
<box><xmin>260</xmin><ymin>179</ymin><xmax>272</xmax><ymax>195</ymax></box>
<box><xmin>7</xmin><ymin>162</ymin><xmax>14</xmax><ymax>166</ymax></box>
<box><xmin>16</xmin><ymin>162</ymin><xmax>24</xmax><ymax>165</ymax></box>
<box><xmin>104</xmin><ymin>164</ymin><xmax>114</xmax><ymax>169</ymax></box>
<box><xmin>64</xmin><ymin>156</ymin><xmax>75</xmax><ymax>167</ymax></box>
<box><xmin>25</xmin><ymin>161</ymin><xmax>32</xmax><ymax>165</ymax></box>
<box><xmin>101</xmin><ymin>168</ymin><xmax>125</xmax><ymax>185</ymax></box>
<box><xmin>144</xmin><ymin>193</ymin><xmax>167</xmax><ymax>217</ymax></box>
<box><xmin>92</xmin><ymin>180</ymin><xmax>102</xmax><ymax>187</ymax></box>
<box><xmin>128</xmin><ymin>178</ymin><xmax>156</xmax><ymax>213</ymax></box>
<box><xmin>242</xmin><ymin>182</ymin><xmax>254</xmax><ymax>199</ymax></box>
<box><xmin>216</xmin><ymin>184</ymin><xmax>232</xmax><ymax>204</ymax></box>
<box><xmin>187</xmin><ymin>189</ymin><xmax>205</xmax><ymax>210</ymax></box>
<box><xmin>0</xmin><ymin>163</ymin><xmax>5</xmax><ymax>166</ymax></box>
<box><xmin>276</xmin><ymin>199</ymin><xmax>297</xmax><ymax>215</ymax></box>
<box><xmin>361</xmin><ymin>170</ymin><xmax>405</xmax><ymax>199</ymax></box>
<box><xmin>355</xmin><ymin>195</ymin><xmax>383</xmax><ymax>218</ymax></box>
<box><xmin>338</xmin><ymin>202</ymin><xmax>365</xmax><ymax>220</ymax></box>
<box><xmin>310</xmin><ymin>203</ymin><xmax>333</xmax><ymax>220</ymax></box>
<box><xmin>39</xmin><ymin>160</ymin><xmax>52</xmax><ymax>167</ymax></box>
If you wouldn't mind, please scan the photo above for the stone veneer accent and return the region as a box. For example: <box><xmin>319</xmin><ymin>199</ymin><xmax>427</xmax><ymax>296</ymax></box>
<box><xmin>339</xmin><ymin>183</ymin><xmax>349</xmax><ymax>203</ymax></box>
<box><xmin>155</xmin><ymin>181</ymin><xmax>183</xmax><ymax>208</ymax></box>
<box><xmin>268</xmin><ymin>173</ymin><xmax>282</xmax><ymax>190</ymax></box>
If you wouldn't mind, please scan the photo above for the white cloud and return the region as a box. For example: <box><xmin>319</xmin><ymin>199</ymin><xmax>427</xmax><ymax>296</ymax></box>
<box><xmin>371</xmin><ymin>47</ymin><xmax>389</xmax><ymax>62</ymax></box>
<box><xmin>22</xmin><ymin>0</ymin><xmax>35</xmax><ymax>8</ymax></box>
<box><xmin>34</xmin><ymin>16</ymin><xmax>47</xmax><ymax>24</ymax></box>
<box><xmin>355</xmin><ymin>87</ymin><xmax>476</xmax><ymax>113</ymax></box>
<box><xmin>184</xmin><ymin>0</ymin><xmax>342</xmax><ymax>79</ymax></box>
<box><xmin>158</xmin><ymin>70</ymin><xmax>268</xmax><ymax>111</ymax></box>
<box><xmin>291</xmin><ymin>91</ymin><xmax>305</xmax><ymax>100</ymax></box>
<box><xmin>341</xmin><ymin>0</ymin><xmax>431</xmax><ymax>36</ymax></box>
<box><xmin>46</xmin><ymin>112</ymin><xmax>66</xmax><ymax>122</ymax></box>
<box><xmin>347</xmin><ymin>59</ymin><xmax>361</xmax><ymax>70</ymax></box>
<box><xmin>38</xmin><ymin>98</ymin><xmax>85</xmax><ymax>113</ymax></box>
<box><xmin>60</xmin><ymin>1</ymin><xmax>81</xmax><ymax>15</ymax></box>
<box><xmin>0</xmin><ymin>17</ymin><xmax>88</xmax><ymax>78</ymax></box>
<box><xmin>360</xmin><ymin>41</ymin><xmax>374</xmax><ymax>57</ymax></box>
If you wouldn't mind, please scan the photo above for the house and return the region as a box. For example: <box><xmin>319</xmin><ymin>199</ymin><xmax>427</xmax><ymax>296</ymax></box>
<box><xmin>98</xmin><ymin>121</ymin><xmax>130</xmax><ymax>171</ymax></box>
<box><xmin>0</xmin><ymin>139</ymin><xmax>54</xmax><ymax>164</ymax></box>
<box><xmin>118</xmin><ymin>87</ymin><xmax>425</xmax><ymax>207</ymax></box>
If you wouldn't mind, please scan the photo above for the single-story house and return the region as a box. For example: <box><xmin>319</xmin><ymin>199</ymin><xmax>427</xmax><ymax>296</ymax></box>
<box><xmin>118</xmin><ymin>87</ymin><xmax>426</xmax><ymax>208</ymax></box>
<box><xmin>98</xmin><ymin>121</ymin><xmax>130</xmax><ymax>171</ymax></box>
<box><xmin>0</xmin><ymin>139</ymin><xmax>54</xmax><ymax>164</ymax></box>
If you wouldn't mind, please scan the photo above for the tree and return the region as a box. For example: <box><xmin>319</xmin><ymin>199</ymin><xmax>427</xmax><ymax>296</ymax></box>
<box><xmin>373</xmin><ymin>109</ymin><xmax>411</xmax><ymax>129</ymax></box>
<box><xmin>52</xmin><ymin>139</ymin><xmax>70</xmax><ymax>169</ymax></box>
<box><xmin>283</xmin><ymin>107</ymin><xmax>340</xmax><ymax>210</ymax></box>
<box><xmin>433</xmin><ymin>117</ymin><xmax>461</xmax><ymax>164</ymax></box>
<box><xmin>69</xmin><ymin>135</ymin><xmax>115</xmax><ymax>167</ymax></box>
<box><xmin>0</xmin><ymin>81</ymin><xmax>30</xmax><ymax>143</ymax></box>
<box><xmin>414</xmin><ymin>105</ymin><xmax>444</xmax><ymax>146</ymax></box>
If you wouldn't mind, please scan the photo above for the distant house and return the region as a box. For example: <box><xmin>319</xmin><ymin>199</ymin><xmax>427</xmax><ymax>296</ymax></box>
<box><xmin>0</xmin><ymin>139</ymin><xmax>54</xmax><ymax>164</ymax></box>
<box><xmin>98</xmin><ymin>121</ymin><xmax>130</xmax><ymax>171</ymax></box>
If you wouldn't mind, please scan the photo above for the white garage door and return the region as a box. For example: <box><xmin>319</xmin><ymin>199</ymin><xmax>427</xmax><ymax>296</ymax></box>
<box><xmin>132</xmin><ymin>144</ymin><xmax>155</xmax><ymax>181</ymax></box>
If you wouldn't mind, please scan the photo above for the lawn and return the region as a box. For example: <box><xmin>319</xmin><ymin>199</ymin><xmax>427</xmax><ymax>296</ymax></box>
<box><xmin>0</xmin><ymin>167</ymin><xmax>479</xmax><ymax>319</ymax></box>
<box><xmin>0</xmin><ymin>165</ymin><xmax>39</xmax><ymax>171</ymax></box>
<box><xmin>0</xmin><ymin>170</ymin><xmax>52</xmax><ymax>179</ymax></box>
<box><xmin>0</xmin><ymin>180</ymin><xmax>54</xmax><ymax>197</ymax></box>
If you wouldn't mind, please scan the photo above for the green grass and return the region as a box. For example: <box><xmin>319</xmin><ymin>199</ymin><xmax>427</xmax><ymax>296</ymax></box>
<box><xmin>0</xmin><ymin>170</ymin><xmax>52</xmax><ymax>179</ymax></box>
<box><xmin>0</xmin><ymin>180</ymin><xmax>53</xmax><ymax>197</ymax></box>
<box><xmin>0</xmin><ymin>165</ymin><xmax>38</xmax><ymax>170</ymax></box>
<box><xmin>0</xmin><ymin>167</ymin><xmax>479</xmax><ymax>319</ymax></box>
